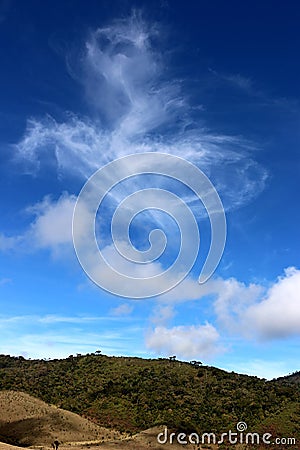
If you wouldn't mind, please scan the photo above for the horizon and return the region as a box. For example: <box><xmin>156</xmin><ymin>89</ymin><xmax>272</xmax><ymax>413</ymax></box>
<box><xmin>0</xmin><ymin>0</ymin><xmax>300</xmax><ymax>380</ymax></box>
<box><xmin>1</xmin><ymin>351</ymin><xmax>298</xmax><ymax>381</ymax></box>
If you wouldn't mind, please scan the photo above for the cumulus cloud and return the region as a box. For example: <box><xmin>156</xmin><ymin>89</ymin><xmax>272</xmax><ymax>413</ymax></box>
<box><xmin>0</xmin><ymin>193</ymin><xmax>76</xmax><ymax>257</ymax></box>
<box><xmin>146</xmin><ymin>266</ymin><xmax>300</xmax><ymax>360</ymax></box>
<box><xmin>242</xmin><ymin>267</ymin><xmax>300</xmax><ymax>339</ymax></box>
<box><xmin>212</xmin><ymin>277</ymin><xmax>264</xmax><ymax>332</ymax></box>
<box><xmin>211</xmin><ymin>267</ymin><xmax>300</xmax><ymax>340</ymax></box>
<box><xmin>145</xmin><ymin>323</ymin><xmax>222</xmax><ymax>359</ymax></box>
<box><xmin>27</xmin><ymin>193</ymin><xmax>76</xmax><ymax>249</ymax></box>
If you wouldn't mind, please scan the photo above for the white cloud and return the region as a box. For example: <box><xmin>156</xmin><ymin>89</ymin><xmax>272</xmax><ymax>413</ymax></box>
<box><xmin>14</xmin><ymin>116</ymin><xmax>110</xmax><ymax>179</ymax></box>
<box><xmin>0</xmin><ymin>193</ymin><xmax>76</xmax><ymax>256</ymax></box>
<box><xmin>144</xmin><ymin>266</ymin><xmax>300</xmax><ymax>361</ymax></box>
<box><xmin>150</xmin><ymin>304</ymin><xmax>176</xmax><ymax>326</ymax></box>
<box><xmin>209</xmin><ymin>68</ymin><xmax>253</xmax><ymax>92</ymax></box>
<box><xmin>243</xmin><ymin>267</ymin><xmax>300</xmax><ymax>339</ymax></box>
<box><xmin>13</xmin><ymin>14</ymin><xmax>267</xmax><ymax>213</ymax></box>
<box><xmin>3</xmin><ymin>14</ymin><xmax>269</xmax><ymax>284</ymax></box>
<box><xmin>211</xmin><ymin>267</ymin><xmax>300</xmax><ymax>340</ymax></box>
<box><xmin>0</xmin><ymin>331</ymin><xmax>133</xmax><ymax>360</ymax></box>
<box><xmin>110</xmin><ymin>303</ymin><xmax>133</xmax><ymax>316</ymax></box>
<box><xmin>0</xmin><ymin>314</ymin><xmax>133</xmax><ymax>327</ymax></box>
<box><xmin>146</xmin><ymin>323</ymin><xmax>222</xmax><ymax>359</ymax></box>
<box><xmin>148</xmin><ymin>266</ymin><xmax>300</xmax><ymax>344</ymax></box>
<box><xmin>65</xmin><ymin>202</ymin><xmax>300</xmax><ymax>340</ymax></box>
<box><xmin>152</xmin><ymin>266</ymin><xmax>300</xmax><ymax>341</ymax></box>
<box><xmin>0</xmin><ymin>234</ymin><xmax>21</xmax><ymax>251</ymax></box>
<box><xmin>225</xmin><ymin>73</ymin><xmax>253</xmax><ymax>91</ymax></box>
<box><xmin>80</xmin><ymin>14</ymin><xmax>175</xmax><ymax>135</ymax></box>
<box><xmin>27</xmin><ymin>193</ymin><xmax>76</xmax><ymax>250</ymax></box>
<box><xmin>2</xmin><ymin>189</ymin><xmax>298</xmax><ymax>346</ymax></box>
<box><xmin>4</xmin><ymin>13</ymin><xmax>293</xmax><ymax>346</ymax></box>
<box><xmin>209</xmin><ymin>68</ymin><xmax>298</xmax><ymax>111</ymax></box>
<box><xmin>0</xmin><ymin>314</ymin><xmax>144</xmax><ymax>359</ymax></box>
<box><xmin>212</xmin><ymin>277</ymin><xmax>264</xmax><ymax>332</ymax></box>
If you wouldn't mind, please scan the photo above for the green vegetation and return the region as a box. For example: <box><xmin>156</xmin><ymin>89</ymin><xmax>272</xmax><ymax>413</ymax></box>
<box><xmin>0</xmin><ymin>353</ymin><xmax>299</xmax><ymax>440</ymax></box>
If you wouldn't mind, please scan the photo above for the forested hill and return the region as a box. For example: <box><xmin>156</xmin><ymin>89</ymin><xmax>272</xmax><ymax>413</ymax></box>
<box><xmin>275</xmin><ymin>371</ymin><xmax>300</xmax><ymax>385</ymax></box>
<box><xmin>0</xmin><ymin>353</ymin><xmax>299</xmax><ymax>439</ymax></box>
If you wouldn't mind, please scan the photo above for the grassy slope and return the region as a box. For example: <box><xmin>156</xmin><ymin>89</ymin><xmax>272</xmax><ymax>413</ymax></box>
<box><xmin>0</xmin><ymin>354</ymin><xmax>299</xmax><ymax>440</ymax></box>
<box><xmin>0</xmin><ymin>390</ymin><xmax>122</xmax><ymax>446</ymax></box>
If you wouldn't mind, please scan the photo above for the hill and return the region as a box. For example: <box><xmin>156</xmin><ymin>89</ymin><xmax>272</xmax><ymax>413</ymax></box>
<box><xmin>275</xmin><ymin>371</ymin><xmax>300</xmax><ymax>385</ymax></box>
<box><xmin>0</xmin><ymin>391</ymin><xmax>192</xmax><ymax>450</ymax></box>
<box><xmin>0</xmin><ymin>443</ymin><xmax>33</xmax><ymax>450</ymax></box>
<box><xmin>0</xmin><ymin>390</ymin><xmax>122</xmax><ymax>446</ymax></box>
<box><xmin>0</xmin><ymin>353</ymin><xmax>299</xmax><ymax>443</ymax></box>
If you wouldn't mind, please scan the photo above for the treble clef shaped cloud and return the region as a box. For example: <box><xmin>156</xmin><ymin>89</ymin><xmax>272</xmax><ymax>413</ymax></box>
<box><xmin>72</xmin><ymin>153</ymin><xmax>226</xmax><ymax>298</ymax></box>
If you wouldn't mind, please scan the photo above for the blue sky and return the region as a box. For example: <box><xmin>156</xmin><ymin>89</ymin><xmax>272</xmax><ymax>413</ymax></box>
<box><xmin>0</xmin><ymin>0</ymin><xmax>300</xmax><ymax>379</ymax></box>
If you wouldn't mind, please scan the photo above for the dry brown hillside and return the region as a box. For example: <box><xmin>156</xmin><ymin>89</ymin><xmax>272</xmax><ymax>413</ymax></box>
<box><xmin>0</xmin><ymin>443</ymin><xmax>33</xmax><ymax>450</ymax></box>
<box><xmin>0</xmin><ymin>392</ymin><xmax>199</xmax><ymax>449</ymax></box>
<box><xmin>0</xmin><ymin>391</ymin><xmax>122</xmax><ymax>446</ymax></box>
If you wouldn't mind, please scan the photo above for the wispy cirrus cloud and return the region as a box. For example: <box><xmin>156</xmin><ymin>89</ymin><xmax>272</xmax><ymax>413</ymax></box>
<box><xmin>209</xmin><ymin>68</ymin><xmax>253</xmax><ymax>92</ymax></box>
<box><xmin>110</xmin><ymin>303</ymin><xmax>134</xmax><ymax>316</ymax></box>
<box><xmin>0</xmin><ymin>13</ymin><xmax>269</xmax><ymax>302</ymax></box>
<box><xmin>209</xmin><ymin>67</ymin><xmax>299</xmax><ymax>111</ymax></box>
<box><xmin>0</xmin><ymin>313</ymin><xmax>144</xmax><ymax>359</ymax></box>
<box><xmin>0</xmin><ymin>313</ymin><xmax>134</xmax><ymax>325</ymax></box>
<box><xmin>13</xmin><ymin>13</ymin><xmax>267</xmax><ymax>213</ymax></box>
